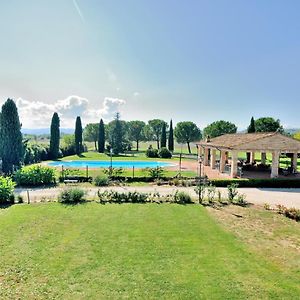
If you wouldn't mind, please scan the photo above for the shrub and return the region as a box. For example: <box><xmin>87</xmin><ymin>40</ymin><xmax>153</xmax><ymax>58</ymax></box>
<box><xmin>276</xmin><ymin>205</ymin><xmax>300</xmax><ymax>222</ymax></box>
<box><xmin>97</xmin><ymin>190</ymin><xmax>148</xmax><ymax>204</ymax></box>
<box><xmin>0</xmin><ymin>176</ymin><xmax>16</xmax><ymax>204</ymax></box>
<box><xmin>58</xmin><ymin>188</ymin><xmax>85</xmax><ymax>204</ymax></box>
<box><xmin>146</xmin><ymin>167</ymin><xmax>164</xmax><ymax>179</ymax></box>
<box><xmin>227</xmin><ymin>183</ymin><xmax>239</xmax><ymax>202</ymax></box>
<box><xmin>207</xmin><ymin>184</ymin><xmax>216</xmax><ymax>204</ymax></box>
<box><xmin>158</xmin><ymin>147</ymin><xmax>172</xmax><ymax>159</ymax></box>
<box><xmin>97</xmin><ymin>190</ymin><xmax>195</xmax><ymax>204</ymax></box>
<box><xmin>63</xmin><ymin>168</ymin><xmax>84</xmax><ymax>177</ymax></box>
<box><xmin>14</xmin><ymin>165</ymin><xmax>56</xmax><ymax>186</ymax></box>
<box><xmin>174</xmin><ymin>191</ymin><xmax>192</xmax><ymax>204</ymax></box>
<box><xmin>24</xmin><ymin>144</ymin><xmax>49</xmax><ymax>165</ymax></box>
<box><xmin>103</xmin><ymin>167</ymin><xmax>124</xmax><ymax>178</ymax></box>
<box><xmin>17</xmin><ymin>194</ymin><xmax>24</xmax><ymax>203</ymax></box>
<box><xmin>94</xmin><ymin>175</ymin><xmax>110</xmax><ymax>186</ymax></box>
<box><xmin>146</xmin><ymin>147</ymin><xmax>159</xmax><ymax>158</ymax></box>
<box><xmin>284</xmin><ymin>208</ymin><xmax>300</xmax><ymax>222</ymax></box>
<box><xmin>194</xmin><ymin>184</ymin><xmax>207</xmax><ymax>203</ymax></box>
<box><xmin>234</xmin><ymin>193</ymin><xmax>247</xmax><ymax>206</ymax></box>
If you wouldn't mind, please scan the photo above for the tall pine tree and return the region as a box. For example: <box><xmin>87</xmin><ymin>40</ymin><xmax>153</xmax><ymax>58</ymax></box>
<box><xmin>168</xmin><ymin>119</ymin><xmax>174</xmax><ymax>151</ymax></box>
<box><xmin>0</xmin><ymin>99</ymin><xmax>24</xmax><ymax>173</ymax></box>
<box><xmin>98</xmin><ymin>118</ymin><xmax>105</xmax><ymax>153</ymax></box>
<box><xmin>161</xmin><ymin>122</ymin><xmax>167</xmax><ymax>148</ymax></box>
<box><xmin>75</xmin><ymin>116</ymin><xmax>83</xmax><ymax>155</ymax></box>
<box><xmin>49</xmin><ymin>112</ymin><xmax>60</xmax><ymax>159</ymax></box>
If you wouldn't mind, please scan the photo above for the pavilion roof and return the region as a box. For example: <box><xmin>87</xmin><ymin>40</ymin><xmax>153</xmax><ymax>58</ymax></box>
<box><xmin>196</xmin><ymin>132</ymin><xmax>300</xmax><ymax>152</ymax></box>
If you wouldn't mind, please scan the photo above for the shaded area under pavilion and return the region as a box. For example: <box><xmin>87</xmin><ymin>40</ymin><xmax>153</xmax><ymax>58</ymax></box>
<box><xmin>196</xmin><ymin>132</ymin><xmax>300</xmax><ymax>179</ymax></box>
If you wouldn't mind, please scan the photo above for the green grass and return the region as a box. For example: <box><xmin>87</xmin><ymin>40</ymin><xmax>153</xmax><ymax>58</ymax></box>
<box><xmin>60</xmin><ymin>150</ymin><xmax>195</xmax><ymax>162</ymax></box>
<box><xmin>0</xmin><ymin>203</ymin><xmax>299</xmax><ymax>299</ymax></box>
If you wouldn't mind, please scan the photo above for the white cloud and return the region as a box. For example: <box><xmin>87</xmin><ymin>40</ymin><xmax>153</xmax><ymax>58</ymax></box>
<box><xmin>14</xmin><ymin>95</ymin><xmax>125</xmax><ymax>128</ymax></box>
<box><xmin>133</xmin><ymin>92</ymin><xmax>140</xmax><ymax>97</ymax></box>
<box><xmin>84</xmin><ymin>97</ymin><xmax>126</xmax><ymax>123</ymax></box>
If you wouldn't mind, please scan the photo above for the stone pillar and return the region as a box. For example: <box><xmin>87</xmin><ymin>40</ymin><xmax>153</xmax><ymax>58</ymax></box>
<box><xmin>292</xmin><ymin>152</ymin><xmax>298</xmax><ymax>172</ymax></box>
<box><xmin>250</xmin><ymin>152</ymin><xmax>255</xmax><ymax>164</ymax></box>
<box><xmin>198</xmin><ymin>146</ymin><xmax>203</xmax><ymax>158</ymax></box>
<box><xmin>220</xmin><ymin>151</ymin><xmax>226</xmax><ymax>173</ymax></box>
<box><xmin>231</xmin><ymin>151</ymin><xmax>238</xmax><ymax>178</ymax></box>
<box><xmin>271</xmin><ymin>151</ymin><xmax>280</xmax><ymax>178</ymax></box>
<box><xmin>203</xmin><ymin>148</ymin><xmax>210</xmax><ymax>166</ymax></box>
<box><xmin>225</xmin><ymin>151</ymin><xmax>229</xmax><ymax>163</ymax></box>
<box><xmin>210</xmin><ymin>149</ymin><xmax>216</xmax><ymax>169</ymax></box>
<box><xmin>261</xmin><ymin>152</ymin><xmax>267</xmax><ymax>165</ymax></box>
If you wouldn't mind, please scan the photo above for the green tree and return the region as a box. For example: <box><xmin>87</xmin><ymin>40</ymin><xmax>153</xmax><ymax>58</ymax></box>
<box><xmin>203</xmin><ymin>120</ymin><xmax>237</xmax><ymax>138</ymax></box>
<box><xmin>160</xmin><ymin>122</ymin><xmax>167</xmax><ymax>148</ymax></box>
<box><xmin>98</xmin><ymin>119</ymin><xmax>105</xmax><ymax>153</ymax></box>
<box><xmin>84</xmin><ymin>123</ymin><xmax>99</xmax><ymax>151</ymax></box>
<box><xmin>247</xmin><ymin>117</ymin><xmax>256</xmax><ymax>133</ymax></box>
<box><xmin>108</xmin><ymin>113</ymin><xmax>128</xmax><ymax>155</ymax></box>
<box><xmin>148</xmin><ymin>119</ymin><xmax>167</xmax><ymax>149</ymax></box>
<box><xmin>174</xmin><ymin>121</ymin><xmax>202</xmax><ymax>154</ymax></box>
<box><xmin>49</xmin><ymin>112</ymin><xmax>60</xmax><ymax>159</ymax></box>
<box><xmin>62</xmin><ymin>134</ymin><xmax>75</xmax><ymax>148</ymax></box>
<box><xmin>127</xmin><ymin>120</ymin><xmax>145</xmax><ymax>151</ymax></box>
<box><xmin>168</xmin><ymin>119</ymin><xmax>174</xmax><ymax>152</ymax></box>
<box><xmin>255</xmin><ymin>117</ymin><xmax>283</xmax><ymax>132</ymax></box>
<box><xmin>143</xmin><ymin>125</ymin><xmax>154</xmax><ymax>142</ymax></box>
<box><xmin>0</xmin><ymin>99</ymin><xmax>24</xmax><ymax>173</ymax></box>
<box><xmin>75</xmin><ymin>116</ymin><xmax>83</xmax><ymax>155</ymax></box>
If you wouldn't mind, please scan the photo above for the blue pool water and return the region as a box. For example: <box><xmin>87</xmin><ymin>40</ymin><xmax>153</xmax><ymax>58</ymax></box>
<box><xmin>48</xmin><ymin>160</ymin><xmax>175</xmax><ymax>169</ymax></box>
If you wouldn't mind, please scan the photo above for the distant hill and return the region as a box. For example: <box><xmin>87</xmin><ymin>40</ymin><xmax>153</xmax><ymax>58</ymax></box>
<box><xmin>285</xmin><ymin>128</ymin><xmax>300</xmax><ymax>135</ymax></box>
<box><xmin>22</xmin><ymin>128</ymin><xmax>74</xmax><ymax>135</ymax></box>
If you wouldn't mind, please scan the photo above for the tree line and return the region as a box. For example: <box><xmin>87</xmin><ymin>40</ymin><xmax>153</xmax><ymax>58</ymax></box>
<box><xmin>0</xmin><ymin>98</ymin><xmax>285</xmax><ymax>174</ymax></box>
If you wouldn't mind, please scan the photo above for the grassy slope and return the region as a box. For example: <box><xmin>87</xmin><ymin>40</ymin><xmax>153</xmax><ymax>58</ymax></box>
<box><xmin>0</xmin><ymin>203</ymin><xmax>299</xmax><ymax>299</ymax></box>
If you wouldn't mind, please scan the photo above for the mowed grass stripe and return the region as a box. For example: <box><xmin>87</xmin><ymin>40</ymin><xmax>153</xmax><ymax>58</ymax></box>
<box><xmin>0</xmin><ymin>203</ymin><xmax>299</xmax><ymax>299</ymax></box>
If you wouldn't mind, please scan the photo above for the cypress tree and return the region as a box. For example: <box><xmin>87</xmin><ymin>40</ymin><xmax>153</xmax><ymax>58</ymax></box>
<box><xmin>98</xmin><ymin>118</ymin><xmax>105</xmax><ymax>153</ymax></box>
<box><xmin>161</xmin><ymin>122</ymin><xmax>167</xmax><ymax>148</ymax></box>
<box><xmin>168</xmin><ymin>119</ymin><xmax>174</xmax><ymax>151</ymax></box>
<box><xmin>49</xmin><ymin>112</ymin><xmax>60</xmax><ymax>159</ymax></box>
<box><xmin>75</xmin><ymin>116</ymin><xmax>83</xmax><ymax>155</ymax></box>
<box><xmin>0</xmin><ymin>99</ymin><xmax>24</xmax><ymax>173</ymax></box>
<box><xmin>248</xmin><ymin>117</ymin><xmax>256</xmax><ymax>133</ymax></box>
<box><xmin>112</xmin><ymin>113</ymin><xmax>123</xmax><ymax>155</ymax></box>
<box><xmin>246</xmin><ymin>117</ymin><xmax>256</xmax><ymax>162</ymax></box>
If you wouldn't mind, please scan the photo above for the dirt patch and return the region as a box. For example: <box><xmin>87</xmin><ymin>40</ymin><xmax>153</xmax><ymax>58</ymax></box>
<box><xmin>207</xmin><ymin>205</ymin><xmax>300</xmax><ymax>270</ymax></box>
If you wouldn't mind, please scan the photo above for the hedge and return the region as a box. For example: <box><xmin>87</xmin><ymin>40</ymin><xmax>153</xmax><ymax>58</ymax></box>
<box><xmin>210</xmin><ymin>178</ymin><xmax>300</xmax><ymax>188</ymax></box>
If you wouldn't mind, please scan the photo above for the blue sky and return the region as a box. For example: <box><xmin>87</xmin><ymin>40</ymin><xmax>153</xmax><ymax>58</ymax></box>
<box><xmin>0</xmin><ymin>0</ymin><xmax>299</xmax><ymax>129</ymax></box>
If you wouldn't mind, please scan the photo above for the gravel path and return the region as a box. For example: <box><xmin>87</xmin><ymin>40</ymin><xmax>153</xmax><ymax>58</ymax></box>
<box><xmin>14</xmin><ymin>186</ymin><xmax>300</xmax><ymax>209</ymax></box>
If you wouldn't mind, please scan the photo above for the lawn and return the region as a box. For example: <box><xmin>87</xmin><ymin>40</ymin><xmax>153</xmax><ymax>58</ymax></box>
<box><xmin>0</xmin><ymin>203</ymin><xmax>299</xmax><ymax>299</ymax></box>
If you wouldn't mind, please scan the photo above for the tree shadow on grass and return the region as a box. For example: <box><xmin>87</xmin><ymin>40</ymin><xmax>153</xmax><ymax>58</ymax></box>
<box><xmin>59</xmin><ymin>200</ymin><xmax>88</xmax><ymax>207</ymax></box>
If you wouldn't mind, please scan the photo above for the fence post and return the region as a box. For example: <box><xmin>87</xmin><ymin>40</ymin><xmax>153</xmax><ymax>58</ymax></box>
<box><xmin>27</xmin><ymin>190</ymin><xmax>30</xmax><ymax>204</ymax></box>
<box><xmin>86</xmin><ymin>165</ymin><xmax>89</xmax><ymax>179</ymax></box>
<box><xmin>133</xmin><ymin>166</ymin><xmax>135</xmax><ymax>178</ymax></box>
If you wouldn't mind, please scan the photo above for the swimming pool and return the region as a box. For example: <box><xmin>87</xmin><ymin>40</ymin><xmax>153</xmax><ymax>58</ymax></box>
<box><xmin>48</xmin><ymin>160</ymin><xmax>175</xmax><ymax>169</ymax></box>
